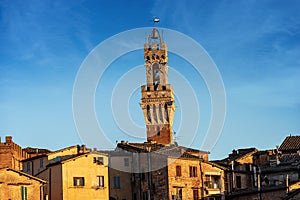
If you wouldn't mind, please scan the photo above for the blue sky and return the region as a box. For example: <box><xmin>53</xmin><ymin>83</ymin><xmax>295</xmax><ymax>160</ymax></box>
<box><xmin>1</xmin><ymin>0</ymin><xmax>299</xmax><ymax>159</ymax></box>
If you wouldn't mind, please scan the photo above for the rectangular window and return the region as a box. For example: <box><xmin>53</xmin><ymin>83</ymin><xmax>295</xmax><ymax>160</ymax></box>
<box><xmin>193</xmin><ymin>189</ymin><xmax>199</xmax><ymax>200</ymax></box>
<box><xmin>176</xmin><ymin>188</ymin><xmax>182</xmax><ymax>200</ymax></box>
<box><xmin>176</xmin><ymin>165</ymin><xmax>181</xmax><ymax>177</ymax></box>
<box><xmin>73</xmin><ymin>177</ymin><xmax>85</xmax><ymax>186</ymax></box>
<box><xmin>236</xmin><ymin>175</ymin><xmax>241</xmax><ymax>188</ymax></box>
<box><xmin>96</xmin><ymin>176</ymin><xmax>104</xmax><ymax>187</ymax></box>
<box><xmin>113</xmin><ymin>176</ymin><xmax>120</xmax><ymax>189</ymax></box>
<box><xmin>124</xmin><ymin>158</ymin><xmax>129</xmax><ymax>167</ymax></box>
<box><xmin>143</xmin><ymin>191</ymin><xmax>148</xmax><ymax>200</ymax></box>
<box><xmin>94</xmin><ymin>157</ymin><xmax>104</xmax><ymax>165</ymax></box>
<box><xmin>189</xmin><ymin>166</ymin><xmax>197</xmax><ymax>177</ymax></box>
<box><xmin>26</xmin><ymin>162</ymin><xmax>30</xmax><ymax>172</ymax></box>
<box><xmin>142</xmin><ymin>172</ymin><xmax>146</xmax><ymax>180</ymax></box>
<box><xmin>40</xmin><ymin>158</ymin><xmax>44</xmax><ymax>168</ymax></box>
<box><xmin>21</xmin><ymin>186</ymin><xmax>28</xmax><ymax>200</ymax></box>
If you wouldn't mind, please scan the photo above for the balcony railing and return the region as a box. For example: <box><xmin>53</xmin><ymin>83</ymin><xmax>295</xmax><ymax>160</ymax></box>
<box><xmin>204</xmin><ymin>181</ymin><xmax>221</xmax><ymax>189</ymax></box>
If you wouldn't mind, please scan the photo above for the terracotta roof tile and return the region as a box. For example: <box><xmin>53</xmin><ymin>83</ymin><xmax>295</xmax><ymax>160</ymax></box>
<box><xmin>279</xmin><ymin>136</ymin><xmax>300</xmax><ymax>151</ymax></box>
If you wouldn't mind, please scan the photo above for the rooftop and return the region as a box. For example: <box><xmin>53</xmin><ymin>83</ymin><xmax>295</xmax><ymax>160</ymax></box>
<box><xmin>279</xmin><ymin>136</ymin><xmax>300</xmax><ymax>152</ymax></box>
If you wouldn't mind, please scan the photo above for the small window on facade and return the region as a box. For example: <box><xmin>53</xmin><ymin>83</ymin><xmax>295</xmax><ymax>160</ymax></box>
<box><xmin>176</xmin><ymin>188</ymin><xmax>182</xmax><ymax>200</ymax></box>
<box><xmin>26</xmin><ymin>162</ymin><xmax>30</xmax><ymax>172</ymax></box>
<box><xmin>142</xmin><ymin>172</ymin><xmax>146</xmax><ymax>180</ymax></box>
<box><xmin>189</xmin><ymin>166</ymin><xmax>197</xmax><ymax>177</ymax></box>
<box><xmin>193</xmin><ymin>189</ymin><xmax>199</xmax><ymax>200</ymax></box>
<box><xmin>143</xmin><ymin>191</ymin><xmax>148</xmax><ymax>200</ymax></box>
<box><xmin>73</xmin><ymin>177</ymin><xmax>85</xmax><ymax>186</ymax></box>
<box><xmin>94</xmin><ymin>157</ymin><xmax>104</xmax><ymax>165</ymax></box>
<box><xmin>40</xmin><ymin>158</ymin><xmax>43</xmax><ymax>168</ymax></box>
<box><xmin>176</xmin><ymin>166</ymin><xmax>181</xmax><ymax>177</ymax></box>
<box><xmin>21</xmin><ymin>186</ymin><xmax>28</xmax><ymax>200</ymax></box>
<box><xmin>96</xmin><ymin>176</ymin><xmax>104</xmax><ymax>187</ymax></box>
<box><xmin>113</xmin><ymin>176</ymin><xmax>120</xmax><ymax>189</ymax></box>
<box><xmin>124</xmin><ymin>158</ymin><xmax>129</xmax><ymax>167</ymax></box>
<box><xmin>236</xmin><ymin>175</ymin><xmax>241</xmax><ymax>188</ymax></box>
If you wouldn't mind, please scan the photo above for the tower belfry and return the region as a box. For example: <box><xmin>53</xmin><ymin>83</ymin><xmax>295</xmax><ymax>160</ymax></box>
<box><xmin>140</xmin><ymin>28</ymin><xmax>176</xmax><ymax>145</ymax></box>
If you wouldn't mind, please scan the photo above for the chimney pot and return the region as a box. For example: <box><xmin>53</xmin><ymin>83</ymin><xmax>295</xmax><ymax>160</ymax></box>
<box><xmin>5</xmin><ymin>136</ymin><xmax>12</xmax><ymax>143</ymax></box>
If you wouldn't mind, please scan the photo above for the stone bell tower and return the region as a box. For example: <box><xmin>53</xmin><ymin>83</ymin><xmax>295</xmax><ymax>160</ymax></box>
<box><xmin>140</xmin><ymin>28</ymin><xmax>176</xmax><ymax>145</ymax></box>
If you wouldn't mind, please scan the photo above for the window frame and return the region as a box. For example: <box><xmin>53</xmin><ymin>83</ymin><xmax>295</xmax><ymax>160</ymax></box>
<box><xmin>113</xmin><ymin>176</ymin><xmax>121</xmax><ymax>189</ymax></box>
<box><xmin>124</xmin><ymin>158</ymin><xmax>129</xmax><ymax>167</ymax></box>
<box><xmin>21</xmin><ymin>186</ymin><xmax>28</xmax><ymax>200</ymax></box>
<box><xmin>39</xmin><ymin>158</ymin><xmax>44</xmax><ymax>168</ymax></box>
<box><xmin>176</xmin><ymin>165</ymin><xmax>182</xmax><ymax>177</ymax></box>
<box><xmin>193</xmin><ymin>189</ymin><xmax>199</xmax><ymax>200</ymax></box>
<box><xmin>189</xmin><ymin>166</ymin><xmax>197</xmax><ymax>177</ymax></box>
<box><xmin>96</xmin><ymin>175</ymin><xmax>105</xmax><ymax>187</ymax></box>
<box><xmin>94</xmin><ymin>157</ymin><xmax>104</xmax><ymax>165</ymax></box>
<box><xmin>236</xmin><ymin>175</ymin><xmax>242</xmax><ymax>188</ymax></box>
<box><xmin>73</xmin><ymin>177</ymin><xmax>85</xmax><ymax>187</ymax></box>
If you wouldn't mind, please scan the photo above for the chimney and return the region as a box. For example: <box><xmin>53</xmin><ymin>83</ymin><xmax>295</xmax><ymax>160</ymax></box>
<box><xmin>82</xmin><ymin>145</ymin><xmax>87</xmax><ymax>153</ymax></box>
<box><xmin>5</xmin><ymin>136</ymin><xmax>12</xmax><ymax>143</ymax></box>
<box><xmin>232</xmin><ymin>149</ymin><xmax>237</xmax><ymax>156</ymax></box>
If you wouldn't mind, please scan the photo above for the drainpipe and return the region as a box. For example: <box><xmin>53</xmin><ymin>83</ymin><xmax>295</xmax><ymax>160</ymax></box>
<box><xmin>231</xmin><ymin>161</ymin><xmax>235</xmax><ymax>191</ymax></box>
<box><xmin>199</xmin><ymin>160</ymin><xmax>204</xmax><ymax>198</ymax></box>
<box><xmin>257</xmin><ymin>168</ymin><xmax>261</xmax><ymax>200</ymax></box>
<box><xmin>138</xmin><ymin>153</ymin><xmax>142</xmax><ymax>200</ymax></box>
<box><xmin>49</xmin><ymin>168</ymin><xmax>51</xmax><ymax>200</ymax></box>
<box><xmin>286</xmin><ymin>174</ymin><xmax>289</xmax><ymax>194</ymax></box>
<box><xmin>146</xmin><ymin>146</ymin><xmax>152</xmax><ymax>200</ymax></box>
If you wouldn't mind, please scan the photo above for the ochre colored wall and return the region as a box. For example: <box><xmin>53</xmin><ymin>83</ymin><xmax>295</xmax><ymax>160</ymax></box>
<box><xmin>168</xmin><ymin>157</ymin><xmax>201</xmax><ymax>200</ymax></box>
<box><xmin>0</xmin><ymin>169</ymin><xmax>44</xmax><ymax>200</ymax></box>
<box><xmin>62</xmin><ymin>153</ymin><xmax>109</xmax><ymax>200</ymax></box>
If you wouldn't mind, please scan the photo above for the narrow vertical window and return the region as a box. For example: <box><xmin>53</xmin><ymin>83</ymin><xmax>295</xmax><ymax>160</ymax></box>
<box><xmin>153</xmin><ymin>104</ymin><xmax>157</xmax><ymax>124</ymax></box>
<box><xmin>26</xmin><ymin>162</ymin><xmax>30</xmax><ymax>172</ymax></box>
<box><xmin>40</xmin><ymin>158</ymin><xmax>43</xmax><ymax>168</ymax></box>
<box><xmin>176</xmin><ymin>166</ymin><xmax>181</xmax><ymax>177</ymax></box>
<box><xmin>236</xmin><ymin>175</ymin><xmax>241</xmax><ymax>188</ymax></box>
<box><xmin>193</xmin><ymin>189</ymin><xmax>199</xmax><ymax>200</ymax></box>
<box><xmin>147</xmin><ymin>105</ymin><xmax>151</xmax><ymax>123</ymax></box>
<box><xmin>96</xmin><ymin>176</ymin><xmax>104</xmax><ymax>187</ymax></box>
<box><xmin>124</xmin><ymin>158</ymin><xmax>129</xmax><ymax>167</ymax></box>
<box><xmin>159</xmin><ymin>104</ymin><xmax>164</xmax><ymax>123</ymax></box>
<box><xmin>152</xmin><ymin>63</ymin><xmax>160</xmax><ymax>87</ymax></box>
<box><xmin>164</xmin><ymin>103</ymin><xmax>169</xmax><ymax>122</ymax></box>
<box><xmin>189</xmin><ymin>166</ymin><xmax>197</xmax><ymax>177</ymax></box>
<box><xmin>113</xmin><ymin>176</ymin><xmax>120</xmax><ymax>189</ymax></box>
<box><xmin>21</xmin><ymin>186</ymin><xmax>28</xmax><ymax>200</ymax></box>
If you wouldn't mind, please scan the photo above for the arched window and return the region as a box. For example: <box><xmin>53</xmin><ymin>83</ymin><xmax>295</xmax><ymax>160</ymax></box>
<box><xmin>164</xmin><ymin>103</ymin><xmax>169</xmax><ymax>122</ymax></box>
<box><xmin>152</xmin><ymin>63</ymin><xmax>160</xmax><ymax>87</ymax></box>
<box><xmin>147</xmin><ymin>105</ymin><xmax>151</xmax><ymax>123</ymax></box>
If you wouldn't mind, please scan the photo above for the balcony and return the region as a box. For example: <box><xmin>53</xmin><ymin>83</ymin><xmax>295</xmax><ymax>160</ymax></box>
<box><xmin>204</xmin><ymin>181</ymin><xmax>221</xmax><ymax>189</ymax></box>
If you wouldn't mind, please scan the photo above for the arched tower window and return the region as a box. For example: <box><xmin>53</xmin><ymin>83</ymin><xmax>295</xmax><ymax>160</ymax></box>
<box><xmin>152</xmin><ymin>63</ymin><xmax>160</xmax><ymax>89</ymax></box>
<box><xmin>147</xmin><ymin>105</ymin><xmax>151</xmax><ymax>123</ymax></box>
<box><xmin>164</xmin><ymin>103</ymin><xmax>169</xmax><ymax>122</ymax></box>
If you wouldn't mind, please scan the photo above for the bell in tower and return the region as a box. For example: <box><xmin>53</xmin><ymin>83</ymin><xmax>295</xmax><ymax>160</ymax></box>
<box><xmin>140</xmin><ymin>28</ymin><xmax>176</xmax><ymax>145</ymax></box>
